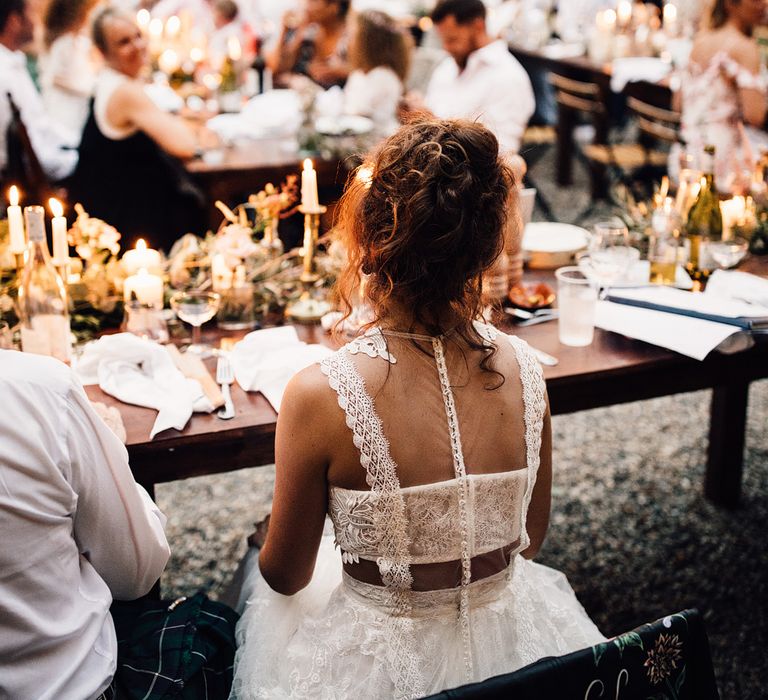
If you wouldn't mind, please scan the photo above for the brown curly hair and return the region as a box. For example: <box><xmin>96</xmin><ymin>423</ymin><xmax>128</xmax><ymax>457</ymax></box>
<box><xmin>44</xmin><ymin>0</ymin><xmax>99</xmax><ymax>48</ymax></box>
<box><xmin>349</xmin><ymin>10</ymin><xmax>412</xmax><ymax>83</ymax></box>
<box><xmin>335</xmin><ymin>118</ymin><xmax>517</xmax><ymax>382</ymax></box>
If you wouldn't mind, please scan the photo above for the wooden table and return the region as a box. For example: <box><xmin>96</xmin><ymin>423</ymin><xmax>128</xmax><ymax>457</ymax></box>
<box><xmin>186</xmin><ymin>139</ymin><xmax>349</xmax><ymax>229</ymax></box>
<box><xmin>84</xmin><ymin>260</ymin><xmax>768</xmax><ymax>509</ymax></box>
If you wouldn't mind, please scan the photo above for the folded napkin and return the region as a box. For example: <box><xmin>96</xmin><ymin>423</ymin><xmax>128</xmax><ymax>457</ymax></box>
<box><xmin>230</xmin><ymin>326</ymin><xmax>333</xmax><ymax>412</ymax></box>
<box><xmin>705</xmin><ymin>270</ymin><xmax>768</xmax><ymax>307</ymax></box>
<box><xmin>610</xmin><ymin>57</ymin><xmax>671</xmax><ymax>92</ymax></box>
<box><xmin>74</xmin><ymin>334</ymin><xmax>214</xmax><ymax>438</ymax></box>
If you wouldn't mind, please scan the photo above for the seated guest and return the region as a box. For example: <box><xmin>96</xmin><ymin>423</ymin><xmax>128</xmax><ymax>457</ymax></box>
<box><xmin>69</xmin><ymin>7</ymin><xmax>207</xmax><ymax>249</ymax></box>
<box><xmin>209</xmin><ymin>0</ymin><xmax>255</xmax><ymax>67</ymax></box>
<box><xmin>40</xmin><ymin>0</ymin><xmax>101</xmax><ymax>144</ymax></box>
<box><xmin>229</xmin><ymin>119</ymin><xmax>603</xmax><ymax>698</ymax></box>
<box><xmin>423</xmin><ymin>0</ymin><xmax>535</xmax><ymax>155</ymax></box>
<box><xmin>342</xmin><ymin>10</ymin><xmax>412</xmax><ymax>135</ymax></box>
<box><xmin>268</xmin><ymin>0</ymin><xmax>351</xmax><ymax>89</ymax></box>
<box><xmin>674</xmin><ymin>0</ymin><xmax>768</xmax><ymax>193</ymax></box>
<box><xmin>0</xmin><ymin>350</ymin><xmax>170</xmax><ymax>699</ymax></box>
<box><xmin>0</xmin><ymin>0</ymin><xmax>78</xmax><ymax>182</ymax></box>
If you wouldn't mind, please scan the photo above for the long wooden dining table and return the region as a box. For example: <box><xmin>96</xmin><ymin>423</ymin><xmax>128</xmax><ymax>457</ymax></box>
<box><xmin>84</xmin><ymin>260</ymin><xmax>768</xmax><ymax>509</ymax></box>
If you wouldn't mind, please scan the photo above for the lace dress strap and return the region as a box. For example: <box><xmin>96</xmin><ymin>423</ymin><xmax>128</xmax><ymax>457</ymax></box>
<box><xmin>505</xmin><ymin>333</ymin><xmax>547</xmax><ymax>550</ymax></box>
<box><xmin>319</xmin><ymin>348</ymin><xmax>425</xmax><ymax>699</ymax></box>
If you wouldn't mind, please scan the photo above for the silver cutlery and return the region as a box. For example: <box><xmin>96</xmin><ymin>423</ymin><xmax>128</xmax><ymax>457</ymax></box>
<box><xmin>529</xmin><ymin>346</ymin><xmax>559</xmax><ymax>367</ymax></box>
<box><xmin>506</xmin><ymin>308</ymin><xmax>559</xmax><ymax>327</ymax></box>
<box><xmin>216</xmin><ymin>355</ymin><xmax>236</xmax><ymax>420</ymax></box>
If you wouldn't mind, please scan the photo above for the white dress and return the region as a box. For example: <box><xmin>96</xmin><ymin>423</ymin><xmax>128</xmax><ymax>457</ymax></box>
<box><xmin>231</xmin><ymin>324</ymin><xmax>604</xmax><ymax>699</ymax></box>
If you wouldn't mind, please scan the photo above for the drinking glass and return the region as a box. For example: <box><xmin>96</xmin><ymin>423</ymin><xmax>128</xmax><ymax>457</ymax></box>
<box><xmin>555</xmin><ymin>266</ymin><xmax>598</xmax><ymax>347</ymax></box>
<box><xmin>583</xmin><ymin>221</ymin><xmax>640</xmax><ymax>287</ymax></box>
<box><xmin>170</xmin><ymin>291</ymin><xmax>220</xmax><ymax>356</ymax></box>
<box><xmin>706</xmin><ymin>237</ymin><xmax>749</xmax><ymax>270</ymax></box>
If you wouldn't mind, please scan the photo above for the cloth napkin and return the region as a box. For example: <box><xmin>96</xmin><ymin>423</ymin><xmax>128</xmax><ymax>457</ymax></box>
<box><xmin>610</xmin><ymin>57</ymin><xmax>672</xmax><ymax>92</ymax></box>
<box><xmin>229</xmin><ymin>326</ymin><xmax>333</xmax><ymax>412</ymax></box>
<box><xmin>208</xmin><ymin>90</ymin><xmax>302</xmax><ymax>142</ymax></box>
<box><xmin>705</xmin><ymin>270</ymin><xmax>768</xmax><ymax>307</ymax></box>
<box><xmin>74</xmin><ymin>334</ymin><xmax>214</xmax><ymax>438</ymax></box>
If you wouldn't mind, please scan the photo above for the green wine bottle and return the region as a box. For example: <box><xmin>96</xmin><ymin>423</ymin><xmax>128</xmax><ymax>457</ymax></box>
<box><xmin>685</xmin><ymin>145</ymin><xmax>722</xmax><ymax>282</ymax></box>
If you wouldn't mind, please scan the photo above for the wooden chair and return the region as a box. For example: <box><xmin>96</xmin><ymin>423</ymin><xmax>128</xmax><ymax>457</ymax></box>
<box><xmin>422</xmin><ymin>608</ymin><xmax>719</xmax><ymax>700</ymax></box>
<box><xmin>627</xmin><ymin>95</ymin><xmax>681</xmax><ymax>168</ymax></box>
<box><xmin>520</xmin><ymin>124</ymin><xmax>557</xmax><ymax>221</ymax></box>
<box><xmin>2</xmin><ymin>92</ymin><xmax>57</xmax><ymax>205</ymax></box>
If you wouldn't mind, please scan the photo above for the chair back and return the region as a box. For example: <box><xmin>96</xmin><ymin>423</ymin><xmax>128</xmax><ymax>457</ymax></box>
<box><xmin>627</xmin><ymin>96</ymin><xmax>681</xmax><ymax>147</ymax></box>
<box><xmin>3</xmin><ymin>92</ymin><xmax>54</xmax><ymax>204</ymax></box>
<box><xmin>421</xmin><ymin>609</ymin><xmax>719</xmax><ymax>699</ymax></box>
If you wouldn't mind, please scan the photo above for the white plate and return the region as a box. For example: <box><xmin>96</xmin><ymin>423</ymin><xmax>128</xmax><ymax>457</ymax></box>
<box><xmin>522</xmin><ymin>222</ymin><xmax>589</xmax><ymax>253</ymax></box>
<box><xmin>315</xmin><ymin>115</ymin><xmax>374</xmax><ymax>136</ymax></box>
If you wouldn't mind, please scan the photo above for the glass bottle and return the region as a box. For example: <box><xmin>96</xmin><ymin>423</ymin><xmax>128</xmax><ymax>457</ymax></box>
<box><xmin>18</xmin><ymin>206</ymin><xmax>71</xmax><ymax>362</ymax></box>
<box><xmin>685</xmin><ymin>145</ymin><xmax>722</xmax><ymax>284</ymax></box>
<box><xmin>649</xmin><ymin>198</ymin><xmax>681</xmax><ymax>285</ymax></box>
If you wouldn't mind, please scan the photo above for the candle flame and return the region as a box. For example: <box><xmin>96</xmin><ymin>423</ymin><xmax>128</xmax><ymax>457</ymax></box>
<box><xmin>227</xmin><ymin>36</ymin><xmax>241</xmax><ymax>61</ymax></box>
<box><xmin>303</xmin><ymin>158</ymin><xmax>314</xmax><ymax>171</ymax></box>
<box><xmin>137</xmin><ymin>8</ymin><xmax>150</xmax><ymax>27</ymax></box>
<box><xmin>8</xmin><ymin>185</ymin><xmax>19</xmax><ymax>207</ymax></box>
<box><xmin>136</xmin><ymin>238</ymin><xmax>147</xmax><ymax>251</ymax></box>
<box><xmin>48</xmin><ymin>198</ymin><xmax>63</xmax><ymax>218</ymax></box>
<box><xmin>165</xmin><ymin>15</ymin><xmax>181</xmax><ymax>37</ymax></box>
<box><xmin>149</xmin><ymin>17</ymin><xmax>163</xmax><ymax>37</ymax></box>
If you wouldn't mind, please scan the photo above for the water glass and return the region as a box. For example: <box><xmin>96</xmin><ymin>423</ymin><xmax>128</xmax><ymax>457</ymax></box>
<box><xmin>586</xmin><ymin>221</ymin><xmax>639</xmax><ymax>287</ymax></box>
<box><xmin>124</xmin><ymin>300</ymin><xmax>170</xmax><ymax>343</ymax></box>
<box><xmin>555</xmin><ymin>266</ymin><xmax>598</xmax><ymax>347</ymax></box>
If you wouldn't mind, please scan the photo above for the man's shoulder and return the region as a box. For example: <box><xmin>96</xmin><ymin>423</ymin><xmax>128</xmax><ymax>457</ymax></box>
<box><xmin>0</xmin><ymin>350</ymin><xmax>74</xmax><ymax>398</ymax></box>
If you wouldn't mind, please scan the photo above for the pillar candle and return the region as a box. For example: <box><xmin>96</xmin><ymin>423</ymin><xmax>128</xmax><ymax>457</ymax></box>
<box><xmin>49</xmin><ymin>198</ymin><xmax>68</xmax><ymax>265</ymax></box>
<box><xmin>122</xmin><ymin>238</ymin><xmax>162</xmax><ymax>275</ymax></box>
<box><xmin>7</xmin><ymin>186</ymin><xmax>25</xmax><ymax>254</ymax></box>
<box><xmin>124</xmin><ymin>269</ymin><xmax>164</xmax><ymax>309</ymax></box>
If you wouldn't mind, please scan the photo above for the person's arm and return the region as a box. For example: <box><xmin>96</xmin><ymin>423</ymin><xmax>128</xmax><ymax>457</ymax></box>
<box><xmin>65</xmin><ymin>378</ymin><xmax>170</xmax><ymax>600</ymax></box>
<box><xmin>107</xmin><ymin>80</ymin><xmax>198</xmax><ymax>158</ymax></box>
<box><xmin>734</xmin><ymin>43</ymin><xmax>768</xmax><ymax>128</ymax></box>
<box><xmin>520</xmin><ymin>393</ymin><xmax>552</xmax><ymax>559</ymax></box>
<box><xmin>266</xmin><ymin>13</ymin><xmax>304</xmax><ymax>76</ymax></box>
<box><xmin>258</xmin><ymin>365</ymin><xmax>334</xmax><ymax>595</ymax></box>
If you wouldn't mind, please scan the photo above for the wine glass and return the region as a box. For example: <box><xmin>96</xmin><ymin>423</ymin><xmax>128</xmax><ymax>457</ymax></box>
<box><xmin>581</xmin><ymin>221</ymin><xmax>641</xmax><ymax>289</ymax></box>
<box><xmin>706</xmin><ymin>237</ymin><xmax>749</xmax><ymax>270</ymax></box>
<box><xmin>170</xmin><ymin>291</ymin><xmax>221</xmax><ymax>357</ymax></box>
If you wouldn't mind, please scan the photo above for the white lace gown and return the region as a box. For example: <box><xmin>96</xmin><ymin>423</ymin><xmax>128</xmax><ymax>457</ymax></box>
<box><xmin>231</xmin><ymin>325</ymin><xmax>604</xmax><ymax>699</ymax></box>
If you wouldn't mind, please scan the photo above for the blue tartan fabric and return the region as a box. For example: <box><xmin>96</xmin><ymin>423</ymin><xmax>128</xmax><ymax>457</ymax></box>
<box><xmin>110</xmin><ymin>592</ymin><xmax>239</xmax><ymax>700</ymax></box>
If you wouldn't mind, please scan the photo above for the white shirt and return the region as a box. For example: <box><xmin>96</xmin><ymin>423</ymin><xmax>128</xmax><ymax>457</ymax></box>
<box><xmin>425</xmin><ymin>39</ymin><xmax>535</xmax><ymax>154</ymax></box>
<box><xmin>39</xmin><ymin>33</ymin><xmax>99</xmax><ymax>144</ymax></box>
<box><xmin>0</xmin><ymin>43</ymin><xmax>79</xmax><ymax>180</ymax></box>
<box><xmin>0</xmin><ymin>350</ymin><xmax>170</xmax><ymax>700</ymax></box>
<box><xmin>343</xmin><ymin>67</ymin><xmax>403</xmax><ymax>135</ymax></box>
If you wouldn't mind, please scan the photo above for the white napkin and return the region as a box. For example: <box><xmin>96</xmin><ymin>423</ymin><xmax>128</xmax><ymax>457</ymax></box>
<box><xmin>74</xmin><ymin>334</ymin><xmax>214</xmax><ymax>438</ymax></box>
<box><xmin>230</xmin><ymin>326</ymin><xmax>333</xmax><ymax>412</ymax></box>
<box><xmin>610</xmin><ymin>57</ymin><xmax>672</xmax><ymax>92</ymax></box>
<box><xmin>705</xmin><ymin>270</ymin><xmax>768</xmax><ymax>307</ymax></box>
<box><xmin>595</xmin><ymin>301</ymin><xmax>745</xmax><ymax>360</ymax></box>
<box><xmin>207</xmin><ymin>90</ymin><xmax>303</xmax><ymax>141</ymax></box>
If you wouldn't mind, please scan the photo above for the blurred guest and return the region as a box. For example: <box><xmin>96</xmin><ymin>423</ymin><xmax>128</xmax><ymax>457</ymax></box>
<box><xmin>675</xmin><ymin>0</ymin><xmax>768</xmax><ymax>191</ymax></box>
<box><xmin>209</xmin><ymin>0</ymin><xmax>255</xmax><ymax>67</ymax></box>
<box><xmin>343</xmin><ymin>10</ymin><xmax>411</xmax><ymax>134</ymax></box>
<box><xmin>268</xmin><ymin>0</ymin><xmax>351</xmax><ymax>89</ymax></box>
<box><xmin>0</xmin><ymin>0</ymin><xmax>78</xmax><ymax>182</ymax></box>
<box><xmin>69</xmin><ymin>7</ymin><xmax>207</xmax><ymax>249</ymax></box>
<box><xmin>40</xmin><ymin>0</ymin><xmax>101</xmax><ymax>144</ymax></box>
<box><xmin>0</xmin><ymin>350</ymin><xmax>170</xmax><ymax>699</ymax></box>
<box><xmin>422</xmin><ymin>0</ymin><xmax>534</xmax><ymax>155</ymax></box>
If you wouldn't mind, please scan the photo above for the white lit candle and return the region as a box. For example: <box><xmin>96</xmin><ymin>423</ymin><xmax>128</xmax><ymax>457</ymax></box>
<box><xmin>159</xmin><ymin>48</ymin><xmax>180</xmax><ymax>74</ymax></box>
<box><xmin>616</xmin><ymin>0</ymin><xmax>632</xmax><ymax>29</ymax></box>
<box><xmin>121</xmin><ymin>238</ymin><xmax>162</xmax><ymax>275</ymax></box>
<box><xmin>720</xmin><ymin>196</ymin><xmax>748</xmax><ymax>241</ymax></box>
<box><xmin>7</xmin><ymin>186</ymin><xmax>25</xmax><ymax>254</ymax></box>
<box><xmin>48</xmin><ymin>198</ymin><xmax>68</xmax><ymax>265</ymax></box>
<box><xmin>165</xmin><ymin>15</ymin><xmax>181</xmax><ymax>39</ymax></box>
<box><xmin>124</xmin><ymin>268</ymin><xmax>164</xmax><ymax>309</ymax></box>
<box><xmin>301</xmin><ymin>158</ymin><xmax>319</xmax><ymax>210</ymax></box>
<box><xmin>227</xmin><ymin>36</ymin><xmax>242</xmax><ymax>62</ymax></box>
<box><xmin>149</xmin><ymin>17</ymin><xmax>164</xmax><ymax>55</ymax></box>
<box><xmin>663</xmin><ymin>2</ymin><xmax>678</xmax><ymax>35</ymax></box>
<box><xmin>212</xmin><ymin>253</ymin><xmax>233</xmax><ymax>291</ymax></box>
<box><xmin>137</xmin><ymin>8</ymin><xmax>151</xmax><ymax>33</ymax></box>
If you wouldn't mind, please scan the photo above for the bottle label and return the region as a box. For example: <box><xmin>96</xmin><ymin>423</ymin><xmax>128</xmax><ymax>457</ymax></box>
<box><xmin>21</xmin><ymin>315</ymin><xmax>72</xmax><ymax>363</ymax></box>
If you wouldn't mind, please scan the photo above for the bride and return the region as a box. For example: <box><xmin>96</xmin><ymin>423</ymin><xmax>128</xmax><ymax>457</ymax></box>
<box><xmin>230</xmin><ymin>119</ymin><xmax>604</xmax><ymax>699</ymax></box>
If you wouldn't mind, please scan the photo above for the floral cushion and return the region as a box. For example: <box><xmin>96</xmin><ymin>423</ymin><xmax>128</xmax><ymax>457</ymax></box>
<box><xmin>422</xmin><ymin>608</ymin><xmax>719</xmax><ymax>700</ymax></box>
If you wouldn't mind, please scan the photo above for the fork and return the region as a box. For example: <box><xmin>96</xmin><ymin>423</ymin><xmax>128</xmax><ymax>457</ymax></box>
<box><xmin>216</xmin><ymin>355</ymin><xmax>236</xmax><ymax>420</ymax></box>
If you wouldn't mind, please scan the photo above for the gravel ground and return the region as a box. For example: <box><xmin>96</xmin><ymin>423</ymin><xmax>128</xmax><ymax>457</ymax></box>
<box><xmin>156</xmin><ymin>151</ymin><xmax>767</xmax><ymax>699</ymax></box>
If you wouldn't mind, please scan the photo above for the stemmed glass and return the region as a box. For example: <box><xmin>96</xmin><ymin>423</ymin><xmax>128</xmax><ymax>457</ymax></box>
<box><xmin>170</xmin><ymin>291</ymin><xmax>221</xmax><ymax>357</ymax></box>
<box><xmin>706</xmin><ymin>237</ymin><xmax>749</xmax><ymax>270</ymax></box>
<box><xmin>579</xmin><ymin>221</ymin><xmax>640</xmax><ymax>290</ymax></box>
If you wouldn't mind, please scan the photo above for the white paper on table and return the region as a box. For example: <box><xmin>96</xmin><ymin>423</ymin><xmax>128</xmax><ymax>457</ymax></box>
<box><xmin>229</xmin><ymin>326</ymin><xmax>334</xmax><ymax>412</ymax></box>
<box><xmin>595</xmin><ymin>300</ymin><xmax>742</xmax><ymax>360</ymax></box>
<box><xmin>74</xmin><ymin>333</ymin><xmax>214</xmax><ymax>438</ymax></box>
<box><xmin>705</xmin><ymin>270</ymin><xmax>768</xmax><ymax>307</ymax></box>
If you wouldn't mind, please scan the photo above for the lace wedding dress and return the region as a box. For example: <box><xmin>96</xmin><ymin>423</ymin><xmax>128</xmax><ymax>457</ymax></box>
<box><xmin>231</xmin><ymin>324</ymin><xmax>604</xmax><ymax>699</ymax></box>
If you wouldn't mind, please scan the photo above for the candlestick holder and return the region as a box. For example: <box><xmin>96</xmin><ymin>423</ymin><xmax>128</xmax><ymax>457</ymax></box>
<box><xmin>285</xmin><ymin>204</ymin><xmax>332</xmax><ymax>323</ymax></box>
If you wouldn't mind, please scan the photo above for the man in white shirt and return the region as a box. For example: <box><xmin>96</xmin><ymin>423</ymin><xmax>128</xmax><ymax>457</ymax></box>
<box><xmin>0</xmin><ymin>0</ymin><xmax>78</xmax><ymax>182</ymax></box>
<box><xmin>424</xmin><ymin>0</ymin><xmax>535</xmax><ymax>155</ymax></box>
<box><xmin>0</xmin><ymin>350</ymin><xmax>170</xmax><ymax>700</ymax></box>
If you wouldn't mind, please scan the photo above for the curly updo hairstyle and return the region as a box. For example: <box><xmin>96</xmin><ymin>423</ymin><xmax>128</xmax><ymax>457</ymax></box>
<box><xmin>336</xmin><ymin>118</ymin><xmax>517</xmax><ymax>380</ymax></box>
